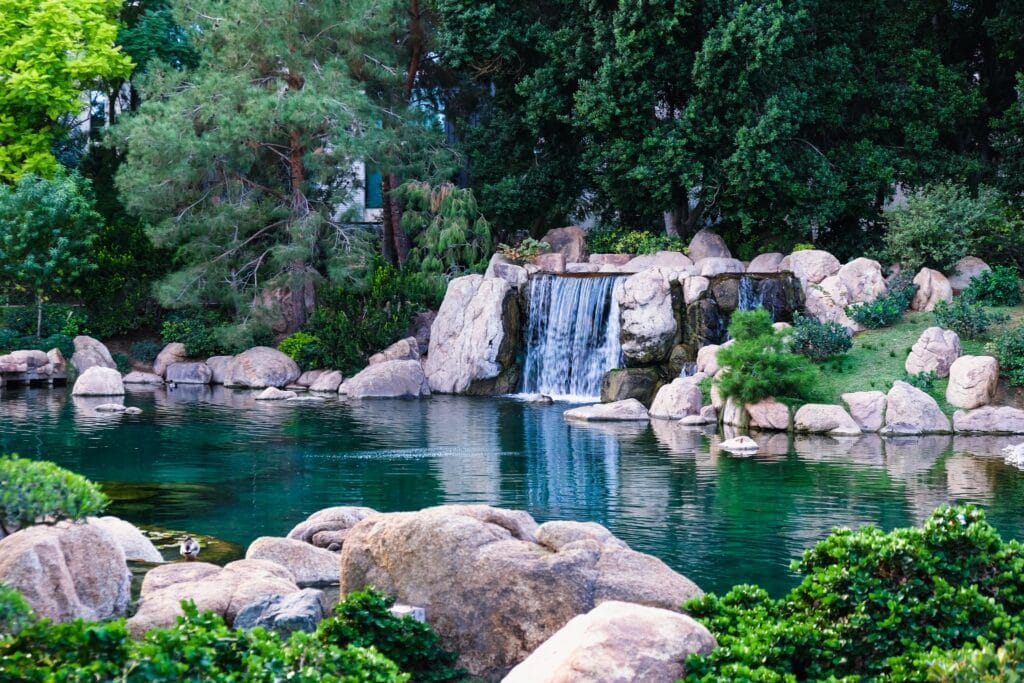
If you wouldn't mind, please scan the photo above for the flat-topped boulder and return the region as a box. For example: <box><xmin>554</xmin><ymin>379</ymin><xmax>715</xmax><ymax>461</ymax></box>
<box><xmin>338</xmin><ymin>505</ymin><xmax>702</xmax><ymax>678</ymax></box>
<box><xmin>947</xmin><ymin>355</ymin><xmax>998</xmax><ymax>410</ymax></box>
<box><xmin>564</xmin><ymin>399</ymin><xmax>650</xmax><ymax>422</ymax></box>
<box><xmin>225</xmin><ymin>346</ymin><xmax>301</xmax><ymax>388</ymax></box>
<box><xmin>906</xmin><ymin>327</ymin><xmax>960</xmax><ymax>377</ymax></box>
<box><xmin>246</xmin><ymin>536</ymin><xmax>339</xmax><ymax>586</ymax></box>
<box><xmin>617</xmin><ymin>268</ymin><xmax>678</xmax><ymax>365</ymax></box>
<box><xmin>341</xmin><ymin>360</ymin><xmax>430</xmax><ymax>399</ymax></box>
<box><xmin>71</xmin><ymin>335</ymin><xmax>116</xmax><ymax>373</ymax></box>
<box><xmin>883</xmin><ymin>381</ymin><xmax>951</xmax><ymax>434</ymax></box>
<box><xmin>953</xmin><ymin>406</ymin><xmax>1024</xmax><ymax>434</ymax></box>
<box><xmin>166</xmin><ymin>361</ymin><xmax>212</xmax><ymax>385</ymax></box>
<box><xmin>72</xmin><ymin>366</ymin><xmax>125</xmax><ymax>396</ymax></box>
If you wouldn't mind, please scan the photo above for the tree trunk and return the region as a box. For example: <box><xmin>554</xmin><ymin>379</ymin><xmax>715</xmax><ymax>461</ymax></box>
<box><xmin>35</xmin><ymin>292</ymin><xmax>43</xmax><ymax>338</ymax></box>
<box><xmin>662</xmin><ymin>210</ymin><xmax>680</xmax><ymax>238</ymax></box>
<box><xmin>381</xmin><ymin>174</ymin><xmax>398</xmax><ymax>264</ymax></box>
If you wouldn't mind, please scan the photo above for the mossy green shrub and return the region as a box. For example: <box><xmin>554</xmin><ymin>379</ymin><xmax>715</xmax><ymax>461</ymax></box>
<box><xmin>989</xmin><ymin>324</ymin><xmax>1024</xmax><ymax>386</ymax></box>
<box><xmin>277</xmin><ymin>331</ymin><xmax>322</xmax><ymax>371</ymax></box>
<box><xmin>496</xmin><ymin>237</ymin><xmax>549</xmax><ymax>263</ymax></box>
<box><xmin>683</xmin><ymin>505</ymin><xmax>1024</xmax><ymax>682</ymax></box>
<box><xmin>962</xmin><ymin>265</ymin><xmax>1022</xmax><ymax>307</ymax></box>
<box><xmin>0</xmin><ymin>331</ymin><xmax>73</xmax><ymax>358</ymax></box>
<box><xmin>789</xmin><ymin>314</ymin><xmax>851</xmax><ymax>361</ymax></box>
<box><xmin>0</xmin><ymin>585</ymin><xmax>33</xmax><ymax>638</ymax></box>
<box><xmin>791</xmin><ymin>242</ymin><xmax>815</xmax><ymax>252</ymax></box>
<box><xmin>904</xmin><ymin>370</ymin><xmax>938</xmax><ymax>391</ymax></box>
<box><xmin>0</xmin><ymin>303</ymin><xmax>87</xmax><ymax>338</ymax></box>
<box><xmin>160</xmin><ymin>309</ymin><xmax>229</xmax><ymax>357</ymax></box>
<box><xmin>933</xmin><ymin>298</ymin><xmax>1010</xmax><ymax>340</ymax></box>
<box><xmin>716</xmin><ymin>308</ymin><xmax>819</xmax><ymax>404</ymax></box>
<box><xmin>0</xmin><ymin>455</ymin><xmax>108</xmax><ymax>535</ymax></box>
<box><xmin>0</xmin><ymin>589</ymin><xmax>459</xmax><ymax>682</ymax></box>
<box><xmin>586</xmin><ymin>225</ymin><xmax>686</xmax><ymax>254</ymax></box>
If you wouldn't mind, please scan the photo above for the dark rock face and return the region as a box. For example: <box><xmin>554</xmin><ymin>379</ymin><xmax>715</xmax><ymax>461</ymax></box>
<box><xmin>685</xmin><ymin>299</ymin><xmax>728</xmax><ymax>350</ymax></box>
<box><xmin>601</xmin><ymin>368</ymin><xmax>663</xmax><ymax>406</ymax></box>
<box><xmin>234</xmin><ymin>589</ymin><xmax>327</xmax><ymax>637</ymax></box>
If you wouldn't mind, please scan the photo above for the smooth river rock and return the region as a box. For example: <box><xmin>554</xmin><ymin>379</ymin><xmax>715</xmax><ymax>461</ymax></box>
<box><xmin>287</xmin><ymin>506</ymin><xmax>378</xmax><ymax>550</ymax></box>
<box><xmin>905</xmin><ymin>327</ymin><xmax>961</xmax><ymax>377</ymax></box>
<box><xmin>341</xmin><ymin>360</ymin><xmax>430</xmax><ymax>399</ymax></box>
<box><xmin>687</xmin><ymin>229</ymin><xmax>731</xmax><ymax>261</ymax></box>
<box><xmin>309</xmin><ymin>370</ymin><xmax>343</xmax><ymax>393</ymax></box>
<box><xmin>841</xmin><ymin>391</ymin><xmax>887</xmax><ymax>432</ymax></box>
<box><xmin>123</xmin><ymin>371</ymin><xmax>164</xmax><ymax>384</ymax></box>
<box><xmin>786</xmin><ymin>250</ymin><xmax>840</xmax><ymax>290</ymax></box>
<box><xmin>617</xmin><ymin>268</ymin><xmax>678</xmax><ymax>365</ymax></box>
<box><xmin>72</xmin><ymin>366</ymin><xmax>125</xmax><ymax>396</ymax></box>
<box><xmin>225</xmin><ymin>347</ymin><xmax>301</xmax><ymax>389</ymax></box>
<box><xmin>338</xmin><ymin>505</ymin><xmax>703</xmax><ymax>679</ymax></box>
<box><xmin>649</xmin><ymin>378</ymin><xmax>703</xmax><ymax>420</ymax></box>
<box><xmin>946</xmin><ymin>355</ymin><xmax>999</xmax><ymax>410</ymax></box>
<box><xmin>368</xmin><ymin>337</ymin><xmax>420</xmax><ymax>365</ymax></box>
<box><xmin>245</xmin><ymin>536</ymin><xmax>339</xmax><ymax>585</ymax></box>
<box><xmin>564</xmin><ymin>399</ymin><xmax>650</xmax><ymax>422</ymax></box>
<box><xmin>883</xmin><ymin>381</ymin><xmax>951</xmax><ymax>434</ymax></box>
<box><xmin>87</xmin><ymin>516</ymin><xmax>163</xmax><ymax>563</ymax></box>
<box><xmin>255</xmin><ymin>387</ymin><xmax>297</xmax><ymax>400</ymax></box>
<box><xmin>794</xmin><ymin>404</ymin><xmax>862</xmax><ymax>436</ymax></box>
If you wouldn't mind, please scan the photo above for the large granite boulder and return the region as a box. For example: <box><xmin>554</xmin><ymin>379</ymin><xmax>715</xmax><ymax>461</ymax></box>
<box><xmin>746</xmin><ymin>398</ymin><xmax>792</xmax><ymax>431</ymax></box>
<box><xmin>123</xmin><ymin>371</ymin><xmax>163</xmax><ymax>384</ymax></box>
<box><xmin>747</xmin><ymin>252</ymin><xmax>784</xmax><ymax>273</ymax></box>
<box><xmin>911</xmin><ymin>268</ymin><xmax>953</xmax><ymax>312</ymax></box>
<box><xmin>309</xmin><ymin>370</ymin><xmax>344</xmax><ymax>393</ymax></box>
<box><xmin>794</xmin><ymin>404</ymin><xmax>862</xmax><ymax>436</ymax></box>
<box><xmin>883</xmin><ymin>381</ymin><xmax>951</xmax><ymax>434</ymax></box>
<box><xmin>533</xmin><ymin>253</ymin><xmax>566</xmax><ymax>273</ymax></box>
<box><xmin>786</xmin><ymin>250</ymin><xmax>840</xmax><ymax>290</ymax></box>
<box><xmin>648</xmin><ymin>378</ymin><xmax>703</xmax><ymax>420</ymax></box>
<box><xmin>600</xmin><ymin>368</ymin><xmax>661</xmax><ymax>405</ymax></box>
<box><xmin>484</xmin><ymin>254</ymin><xmax>529</xmax><ymax>289</ymax></box>
<box><xmin>246</xmin><ymin>537</ymin><xmax>339</xmax><ymax>586</ymax></box>
<box><xmin>948</xmin><ymin>256</ymin><xmax>990</xmax><ymax>292</ymax></box>
<box><xmin>296</xmin><ymin>369</ymin><xmax>326</xmax><ymax>387</ymax></box>
<box><xmin>0</xmin><ymin>523</ymin><xmax>131</xmax><ymax>622</ymax></box>
<box><xmin>953</xmin><ymin>406</ymin><xmax>1024</xmax><ymax>434</ymax></box>
<box><xmin>424</xmin><ymin>275</ymin><xmax>519</xmax><ymax>394</ymax></box>
<box><xmin>695</xmin><ymin>257</ymin><xmax>745</xmax><ymax>277</ymax></box>
<box><xmin>341</xmin><ymin>360</ymin><xmax>430</xmax><ymax>399</ymax></box>
<box><xmin>841</xmin><ymin>391</ymin><xmax>887</xmax><ymax>432</ymax></box>
<box><xmin>225</xmin><ymin>347</ymin><xmax>301</xmax><ymax>389</ymax></box>
<box><xmin>153</xmin><ymin>342</ymin><xmax>188</xmax><ymax>377</ymax></box>
<box><xmin>540</xmin><ymin>226</ymin><xmax>587</xmax><ymax>264</ymax></box>
<box><xmin>837</xmin><ymin>258</ymin><xmax>888</xmax><ymax>304</ymax></box>
<box><xmin>287</xmin><ymin>506</ymin><xmax>378</xmax><ymax>550</ymax></box>
<box><xmin>338</xmin><ymin>506</ymin><xmax>703</xmax><ymax>678</ymax></box>
<box><xmin>805</xmin><ymin>275</ymin><xmax>859</xmax><ymax>332</ymax></box>
<box><xmin>687</xmin><ymin>229</ymin><xmax>731</xmax><ymax>261</ymax></box>
<box><xmin>87</xmin><ymin>516</ymin><xmax>163</xmax><ymax>563</ymax></box>
<box><xmin>369</xmin><ymin>337</ymin><xmax>420</xmax><ymax>365</ymax></box>
<box><xmin>234</xmin><ymin>588</ymin><xmax>327</xmax><ymax>637</ymax></box>
<box><xmin>206</xmin><ymin>355</ymin><xmax>233</xmax><ymax>384</ymax></box>
<box><xmin>128</xmin><ymin>559</ymin><xmax>299</xmax><ymax>636</ymax></box>
<box><xmin>503</xmin><ymin>601</ymin><xmax>715</xmax><ymax>683</ymax></box>
<box><xmin>71</xmin><ymin>335</ymin><xmax>116</xmax><ymax>373</ymax></box>
<box><xmin>623</xmin><ymin>251</ymin><xmax>693</xmax><ymax>274</ymax></box>
<box><xmin>72</xmin><ymin>366</ymin><xmax>125</xmax><ymax>396</ymax></box>
<box><xmin>696</xmin><ymin>344</ymin><xmax>722</xmax><ymax>376</ymax></box>
<box><xmin>906</xmin><ymin>327</ymin><xmax>961</xmax><ymax>377</ymax></box>
<box><xmin>617</xmin><ymin>268</ymin><xmax>678</xmax><ymax>365</ymax></box>
<box><xmin>946</xmin><ymin>355</ymin><xmax>999</xmax><ymax>410</ymax></box>
<box><xmin>0</xmin><ymin>349</ymin><xmax>49</xmax><ymax>373</ymax></box>
<box><xmin>683</xmin><ymin>276</ymin><xmax>710</xmax><ymax>304</ymax></box>
<box><xmin>166</xmin><ymin>362</ymin><xmax>212</xmax><ymax>385</ymax></box>
<box><xmin>563</xmin><ymin>399</ymin><xmax>650</xmax><ymax>422</ymax></box>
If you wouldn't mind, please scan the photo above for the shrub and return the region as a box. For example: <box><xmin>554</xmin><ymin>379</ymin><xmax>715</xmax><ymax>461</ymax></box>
<box><xmin>399</xmin><ymin>181</ymin><xmax>493</xmax><ymax>275</ymax></box>
<box><xmin>791</xmin><ymin>242</ymin><xmax>815</xmax><ymax>252</ymax></box>
<box><xmin>0</xmin><ymin>585</ymin><xmax>33</xmax><ymax>638</ymax></box>
<box><xmin>277</xmin><ymin>331</ymin><xmax>322</xmax><ymax>371</ymax></box>
<box><xmin>0</xmin><ymin>303</ymin><xmax>87</xmax><ymax>339</ymax></box>
<box><xmin>0</xmin><ymin>455</ymin><xmax>108</xmax><ymax>535</ymax></box>
<box><xmin>161</xmin><ymin>309</ymin><xmax>227</xmax><ymax>358</ymax></box>
<box><xmin>715</xmin><ymin>308</ymin><xmax>819</xmax><ymax>404</ymax></box>
<box><xmin>496</xmin><ymin>237</ymin><xmax>549</xmax><ymax>263</ymax></box>
<box><xmin>0</xmin><ymin>331</ymin><xmax>73</xmax><ymax>358</ymax></box>
<box><xmin>112</xmin><ymin>351</ymin><xmax>131</xmax><ymax>374</ymax></box>
<box><xmin>962</xmin><ymin>265</ymin><xmax>1022</xmax><ymax>307</ymax></box>
<box><xmin>845</xmin><ymin>273</ymin><xmax>917</xmax><ymax>329</ymax></box>
<box><xmin>904</xmin><ymin>370</ymin><xmax>937</xmax><ymax>390</ymax></box>
<box><xmin>683</xmin><ymin>505</ymin><xmax>1024</xmax><ymax>681</ymax></box>
<box><xmin>989</xmin><ymin>325</ymin><xmax>1024</xmax><ymax>386</ymax></box>
<box><xmin>933</xmin><ymin>298</ymin><xmax>1010</xmax><ymax>340</ymax></box>
<box><xmin>129</xmin><ymin>339</ymin><xmax>163</xmax><ymax>364</ymax></box>
<box><xmin>586</xmin><ymin>225</ymin><xmax>686</xmax><ymax>254</ymax></box>
<box><xmin>789</xmin><ymin>314</ymin><xmax>852</xmax><ymax>361</ymax></box>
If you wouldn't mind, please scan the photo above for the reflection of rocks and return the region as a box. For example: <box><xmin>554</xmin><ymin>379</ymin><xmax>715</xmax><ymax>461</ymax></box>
<box><xmin>793</xmin><ymin>434</ymin><xmax>881</xmax><ymax>465</ymax></box>
<box><xmin>883</xmin><ymin>435</ymin><xmax>951</xmax><ymax>478</ymax></box>
<box><xmin>953</xmin><ymin>435</ymin><xmax>1024</xmax><ymax>458</ymax></box>
<box><xmin>650</xmin><ymin>419</ymin><xmax>705</xmax><ymax>452</ymax></box>
<box><xmin>945</xmin><ymin>454</ymin><xmax>995</xmax><ymax>499</ymax></box>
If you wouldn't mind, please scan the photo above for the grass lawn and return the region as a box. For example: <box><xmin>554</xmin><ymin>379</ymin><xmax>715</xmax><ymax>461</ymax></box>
<box><xmin>811</xmin><ymin>305</ymin><xmax>1024</xmax><ymax>416</ymax></box>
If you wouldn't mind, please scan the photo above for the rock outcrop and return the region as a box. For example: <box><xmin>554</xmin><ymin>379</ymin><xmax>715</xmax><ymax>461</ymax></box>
<box><xmin>341</xmin><ymin>360</ymin><xmax>430</xmax><ymax>399</ymax></box>
<box><xmin>563</xmin><ymin>399</ymin><xmax>650</xmax><ymax>422</ymax></box>
<box><xmin>883</xmin><ymin>381</ymin><xmax>951</xmax><ymax>434</ymax></box>
<box><xmin>72</xmin><ymin>366</ymin><xmax>125</xmax><ymax>396</ymax></box>
<box><xmin>953</xmin><ymin>406</ymin><xmax>1024</xmax><ymax>434</ymax></box>
<box><xmin>225</xmin><ymin>347</ymin><xmax>301</xmax><ymax>389</ymax></box>
<box><xmin>245</xmin><ymin>537</ymin><xmax>339</xmax><ymax>585</ymax></box>
<box><xmin>618</xmin><ymin>268</ymin><xmax>678</xmax><ymax>365</ymax></box>
<box><xmin>946</xmin><ymin>355</ymin><xmax>999</xmax><ymax>410</ymax></box>
<box><xmin>906</xmin><ymin>327</ymin><xmax>961</xmax><ymax>377</ymax></box>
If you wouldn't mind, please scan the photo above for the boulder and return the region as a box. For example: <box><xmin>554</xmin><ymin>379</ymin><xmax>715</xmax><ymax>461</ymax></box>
<box><xmin>342</xmin><ymin>360</ymin><xmax>430</xmax><ymax>399</ymax></box>
<box><xmin>683</xmin><ymin>276</ymin><xmax>710</xmax><ymax>304</ymax></box>
<box><xmin>837</xmin><ymin>258</ymin><xmax>887</xmax><ymax>304</ymax></box>
<box><xmin>841</xmin><ymin>391</ymin><xmax>887</xmax><ymax>432</ymax></box>
<box><xmin>568</xmin><ymin>263</ymin><xmax>600</xmax><ymax>274</ymax></box>
<box><xmin>287</xmin><ymin>506</ymin><xmax>378</xmax><ymax>549</ymax></box>
<box><xmin>906</xmin><ymin>327</ymin><xmax>961</xmax><ymax>377</ymax></box>
<box><xmin>71</xmin><ymin>335</ymin><xmax>116</xmax><ymax>373</ymax></box>
<box><xmin>0</xmin><ymin>349</ymin><xmax>49</xmax><ymax>373</ymax></box>
<box><xmin>503</xmin><ymin>601</ymin><xmax>715</xmax><ymax>683</ymax></box>
<box><xmin>794</xmin><ymin>404</ymin><xmax>861</xmax><ymax>435</ymax></box>
<box><xmin>123</xmin><ymin>371</ymin><xmax>164</xmax><ymax>384</ymax></box>
<box><xmin>747</xmin><ymin>252</ymin><xmax>784</xmax><ymax>273</ymax></box>
<box><xmin>128</xmin><ymin>559</ymin><xmax>299</xmax><ymax>636</ymax></box>
<box><xmin>94</xmin><ymin>403</ymin><xmax>126</xmax><ymax>413</ymax></box>
<box><xmin>695</xmin><ymin>344</ymin><xmax>721</xmax><ymax>376</ymax></box>
<box><xmin>695</xmin><ymin>257</ymin><xmax>745</xmax><ymax>277</ymax></box>
<box><xmin>152</xmin><ymin>342</ymin><xmax>188</xmax><ymax>377</ymax></box>
<box><xmin>540</xmin><ymin>226</ymin><xmax>587</xmax><ymax>264</ymax></box>
<box><xmin>87</xmin><ymin>516</ymin><xmax>163</xmax><ymax>563</ymax></box>
<box><xmin>206</xmin><ymin>355</ymin><xmax>234</xmax><ymax>384</ymax></box>
<box><xmin>225</xmin><ymin>347</ymin><xmax>301</xmax><ymax>389</ymax></box>
<box><xmin>246</xmin><ymin>537</ymin><xmax>339</xmax><ymax>586</ymax></box>
<box><xmin>165</xmin><ymin>361</ymin><xmax>212</xmax><ymax>385</ymax></box>
<box><xmin>946</xmin><ymin>355</ymin><xmax>999</xmax><ymax>410</ymax></box>
<box><xmin>255</xmin><ymin>387</ymin><xmax>297</xmax><ymax>400</ymax></box>
<box><xmin>47</xmin><ymin>347</ymin><xmax>66</xmax><ymax>374</ymax></box>
<box><xmin>687</xmin><ymin>229</ymin><xmax>731</xmax><ymax>261</ymax></box>
<box><xmin>234</xmin><ymin>588</ymin><xmax>327</xmax><ymax>637</ymax></box>
<box><xmin>72</xmin><ymin>366</ymin><xmax>125</xmax><ymax>396</ymax></box>
<box><xmin>883</xmin><ymin>381</ymin><xmax>951</xmax><ymax>434</ymax></box>
<box><xmin>564</xmin><ymin>399</ymin><xmax>650</xmax><ymax>422</ymax></box>
<box><xmin>623</xmin><ymin>251</ymin><xmax>693</xmax><ymax>273</ymax></box>
<box><xmin>805</xmin><ymin>275</ymin><xmax>860</xmax><ymax>332</ymax></box>
<box><xmin>949</xmin><ymin>256</ymin><xmax>991</xmax><ymax>292</ymax></box>
<box><xmin>786</xmin><ymin>250</ymin><xmax>840</xmax><ymax>289</ymax></box>
<box><xmin>309</xmin><ymin>370</ymin><xmax>343</xmax><ymax>393</ymax></box>
<box><xmin>424</xmin><ymin>275</ymin><xmax>519</xmax><ymax>395</ymax></box>
<box><xmin>0</xmin><ymin>523</ymin><xmax>131</xmax><ymax>623</ymax></box>
<box><xmin>533</xmin><ymin>253</ymin><xmax>567</xmax><ymax>273</ymax></box>
<box><xmin>600</xmin><ymin>368</ymin><xmax>661</xmax><ymax>405</ymax></box>
<box><xmin>649</xmin><ymin>379</ymin><xmax>703</xmax><ymax>419</ymax></box>
<box><xmin>369</xmin><ymin>337</ymin><xmax>420</xmax><ymax>365</ymax></box>
<box><xmin>296</xmin><ymin>369</ymin><xmax>326</xmax><ymax>387</ymax></box>
<box><xmin>484</xmin><ymin>254</ymin><xmax>530</xmax><ymax>289</ymax></box>
<box><xmin>911</xmin><ymin>268</ymin><xmax>953</xmax><ymax>312</ymax></box>
<box><xmin>409</xmin><ymin>310</ymin><xmax>437</xmax><ymax>356</ymax></box>
<box><xmin>747</xmin><ymin>398</ymin><xmax>792</xmax><ymax>431</ymax></box>
<box><xmin>953</xmin><ymin>406</ymin><xmax>1024</xmax><ymax>434</ymax></box>
<box><xmin>617</xmin><ymin>268</ymin><xmax>678</xmax><ymax>365</ymax></box>
<box><xmin>338</xmin><ymin>505</ymin><xmax>703</xmax><ymax>679</ymax></box>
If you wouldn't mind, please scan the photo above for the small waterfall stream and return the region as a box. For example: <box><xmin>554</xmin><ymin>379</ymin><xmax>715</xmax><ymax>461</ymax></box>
<box><xmin>521</xmin><ymin>275</ymin><xmax>624</xmax><ymax>400</ymax></box>
<box><xmin>738</xmin><ymin>276</ymin><xmax>766</xmax><ymax>311</ymax></box>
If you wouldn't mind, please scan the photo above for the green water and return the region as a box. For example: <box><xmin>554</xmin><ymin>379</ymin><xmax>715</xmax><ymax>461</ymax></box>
<box><xmin>4</xmin><ymin>384</ymin><xmax>1024</xmax><ymax>596</ymax></box>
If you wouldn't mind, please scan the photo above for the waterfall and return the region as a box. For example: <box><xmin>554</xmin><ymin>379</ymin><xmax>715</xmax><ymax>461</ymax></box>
<box><xmin>521</xmin><ymin>275</ymin><xmax>624</xmax><ymax>401</ymax></box>
<box><xmin>737</xmin><ymin>276</ymin><xmax>765</xmax><ymax>312</ymax></box>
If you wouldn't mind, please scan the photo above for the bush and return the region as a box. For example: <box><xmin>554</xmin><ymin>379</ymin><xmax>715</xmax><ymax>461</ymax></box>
<box><xmin>112</xmin><ymin>351</ymin><xmax>131</xmax><ymax>374</ymax></box>
<box><xmin>161</xmin><ymin>309</ymin><xmax>228</xmax><ymax>358</ymax></box>
<box><xmin>715</xmin><ymin>308</ymin><xmax>819</xmax><ymax>404</ymax></box>
<box><xmin>0</xmin><ymin>455</ymin><xmax>108</xmax><ymax>535</ymax></box>
<box><xmin>962</xmin><ymin>265</ymin><xmax>1022</xmax><ymax>307</ymax></box>
<box><xmin>789</xmin><ymin>314</ymin><xmax>852</xmax><ymax>361</ymax></box>
<box><xmin>933</xmin><ymin>298</ymin><xmax>1010</xmax><ymax>340</ymax></box>
<box><xmin>904</xmin><ymin>370</ymin><xmax>937</xmax><ymax>390</ymax></box>
<box><xmin>989</xmin><ymin>325</ymin><xmax>1024</xmax><ymax>386</ymax></box>
<box><xmin>586</xmin><ymin>225</ymin><xmax>686</xmax><ymax>254</ymax></box>
<box><xmin>129</xmin><ymin>339</ymin><xmax>164</xmax><ymax>364</ymax></box>
<box><xmin>496</xmin><ymin>237</ymin><xmax>549</xmax><ymax>263</ymax></box>
<box><xmin>277</xmin><ymin>332</ymin><xmax>322</xmax><ymax>371</ymax></box>
<box><xmin>0</xmin><ymin>303</ymin><xmax>87</xmax><ymax>338</ymax></box>
<box><xmin>0</xmin><ymin>331</ymin><xmax>73</xmax><ymax>358</ymax></box>
<box><xmin>791</xmin><ymin>242</ymin><xmax>815</xmax><ymax>252</ymax></box>
<box><xmin>683</xmin><ymin>505</ymin><xmax>1024</xmax><ymax>682</ymax></box>
<box><xmin>0</xmin><ymin>585</ymin><xmax>33</xmax><ymax>638</ymax></box>
<box><xmin>845</xmin><ymin>273</ymin><xmax>917</xmax><ymax>329</ymax></box>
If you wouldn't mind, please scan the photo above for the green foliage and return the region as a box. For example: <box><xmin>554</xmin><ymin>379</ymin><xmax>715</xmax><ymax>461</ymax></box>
<box><xmin>0</xmin><ymin>585</ymin><xmax>34</xmax><ymax>639</ymax></box>
<box><xmin>0</xmin><ymin>455</ymin><xmax>108</xmax><ymax>535</ymax></box>
<box><xmin>963</xmin><ymin>266</ymin><xmax>1022</xmax><ymax>307</ymax></box>
<box><xmin>400</xmin><ymin>182</ymin><xmax>493</xmax><ymax>275</ymax></box>
<box><xmin>496</xmin><ymin>238</ymin><xmax>549</xmax><ymax>263</ymax></box>
<box><xmin>791</xmin><ymin>243</ymin><xmax>815</xmax><ymax>252</ymax></box>
<box><xmin>585</xmin><ymin>226</ymin><xmax>687</xmax><ymax>255</ymax></box>
<box><xmin>715</xmin><ymin>308</ymin><xmax>819</xmax><ymax>405</ymax></box>
<box><xmin>846</xmin><ymin>276</ymin><xmax>917</xmax><ymax>329</ymax></box>
<box><xmin>989</xmin><ymin>325</ymin><xmax>1024</xmax><ymax>387</ymax></box>
<box><xmin>925</xmin><ymin>639</ymin><xmax>1024</xmax><ymax>682</ymax></box>
<box><xmin>904</xmin><ymin>370</ymin><xmax>937</xmax><ymax>391</ymax></box>
<box><xmin>160</xmin><ymin>310</ymin><xmax>228</xmax><ymax>358</ymax></box>
<box><xmin>112</xmin><ymin>351</ymin><xmax>131</xmax><ymax>374</ymax></box>
<box><xmin>789</xmin><ymin>313</ymin><xmax>852</xmax><ymax>361</ymax></box>
<box><xmin>933</xmin><ymin>299</ymin><xmax>1010</xmax><ymax>340</ymax></box>
<box><xmin>129</xmin><ymin>339</ymin><xmax>163</xmax><ymax>364</ymax></box>
<box><xmin>318</xmin><ymin>589</ymin><xmax>463</xmax><ymax>683</ymax></box>
<box><xmin>684</xmin><ymin>505</ymin><xmax>1024</xmax><ymax>682</ymax></box>
<box><xmin>0</xmin><ymin>0</ymin><xmax>132</xmax><ymax>179</ymax></box>
<box><xmin>0</xmin><ymin>303</ymin><xmax>87</xmax><ymax>338</ymax></box>
<box><xmin>278</xmin><ymin>332</ymin><xmax>323</xmax><ymax>371</ymax></box>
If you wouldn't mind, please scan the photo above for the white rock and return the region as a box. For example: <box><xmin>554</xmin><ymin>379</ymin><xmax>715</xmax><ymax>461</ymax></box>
<box><xmin>695</xmin><ymin>257</ymin><xmax>746</xmax><ymax>277</ymax></box>
<box><xmin>255</xmin><ymin>387</ymin><xmax>297</xmax><ymax>400</ymax></box>
<box><xmin>841</xmin><ymin>391</ymin><xmax>887</xmax><ymax>432</ymax></box>
<box><xmin>747</xmin><ymin>252</ymin><xmax>784</xmax><ymax>273</ymax></box>
<box><xmin>369</xmin><ymin>337</ymin><xmax>420</xmax><ymax>365</ymax></box>
<box><xmin>794</xmin><ymin>404</ymin><xmax>862</xmax><ymax>435</ymax></box>
<box><xmin>837</xmin><ymin>257</ymin><xmax>888</xmax><ymax>304</ymax></box>
<box><xmin>805</xmin><ymin>275</ymin><xmax>860</xmax><ymax>332</ymax></box>
<box><xmin>911</xmin><ymin>268</ymin><xmax>953</xmax><ymax>312</ymax></box>
<box><xmin>344</xmin><ymin>360</ymin><xmax>431</xmax><ymax>399</ymax></box>
<box><xmin>948</xmin><ymin>256</ymin><xmax>990</xmax><ymax>292</ymax></box>
<box><xmin>683</xmin><ymin>275</ymin><xmax>710</xmax><ymax>304</ymax></box>
<box><xmin>563</xmin><ymin>399</ymin><xmax>650</xmax><ymax>422</ymax></box>
<box><xmin>617</xmin><ymin>268</ymin><xmax>678</xmax><ymax>365</ymax></box>
<box><xmin>72</xmin><ymin>367</ymin><xmax>125</xmax><ymax>396</ymax></box>
<box><xmin>309</xmin><ymin>370</ymin><xmax>343</xmax><ymax>393</ymax></box>
<box><xmin>719</xmin><ymin>436</ymin><xmax>759</xmax><ymax>453</ymax></box>
<box><xmin>1003</xmin><ymin>443</ymin><xmax>1024</xmax><ymax>467</ymax></box>
<box><xmin>70</xmin><ymin>336</ymin><xmax>116</xmax><ymax>373</ymax></box>
<box><xmin>123</xmin><ymin>371</ymin><xmax>164</xmax><ymax>384</ymax></box>
<box><xmin>883</xmin><ymin>381</ymin><xmax>951</xmax><ymax>434</ymax></box>
<box><xmin>906</xmin><ymin>327</ymin><xmax>961</xmax><ymax>377</ymax></box>
<box><xmin>787</xmin><ymin>250</ymin><xmax>840</xmax><ymax>289</ymax></box>
<box><xmin>954</xmin><ymin>406</ymin><xmax>1024</xmax><ymax>434</ymax></box>
<box><xmin>687</xmin><ymin>229</ymin><xmax>731</xmax><ymax>261</ymax></box>
<box><xmin>696</xmin><ymin>344</ymin><xmax>721</xmax><ymax>376</ymax></box>
<box><xmin>946</xmin><ymin>355</ymin><xmax>999</xmax><ymax>410</ymax></box>
<box><xmin>649</xmin><ymin>379</ymin><xmax>703</xmax><ymax>420</ymax></box>
<box><xmin>88</xmin><ymin>516</ymin><xmax>163</xmax><ymax>563</ymax></box>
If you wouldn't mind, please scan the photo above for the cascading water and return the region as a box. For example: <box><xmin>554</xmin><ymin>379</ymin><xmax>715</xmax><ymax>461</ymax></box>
<box><xmin>738</xmin><ymin>276</ymin><xmax>766</xmax><ymax>312</ymax></box>
<box><xmin>521</xmin><ymin>275</ymin><xmax>624</xmax><ymax>401</ymax></box>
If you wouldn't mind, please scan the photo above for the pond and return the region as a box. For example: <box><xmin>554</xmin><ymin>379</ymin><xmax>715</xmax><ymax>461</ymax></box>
<box><xmin>4</xmin><ymin>384</ymin><xmax>1024</xmax><ymax>596</ymax></box>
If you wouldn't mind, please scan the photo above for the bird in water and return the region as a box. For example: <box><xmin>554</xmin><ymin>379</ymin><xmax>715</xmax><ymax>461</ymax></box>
<box><xmin>179</xmin><ymin>535</ymin><xmax>200</xmax><ymax>560</ymax></box>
